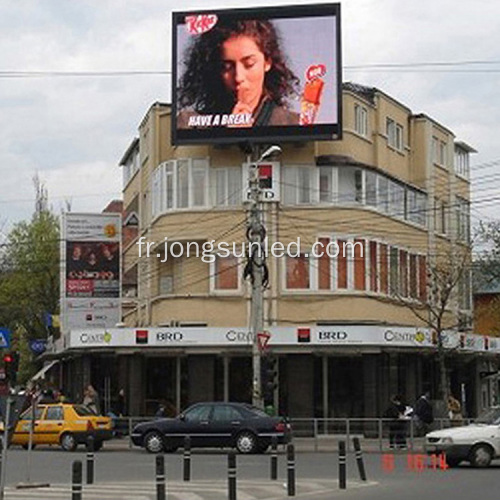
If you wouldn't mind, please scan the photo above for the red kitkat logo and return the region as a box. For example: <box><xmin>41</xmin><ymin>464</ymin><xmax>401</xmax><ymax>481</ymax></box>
<box><xmin>185</xmin><ymin>14</ymin><xmax>218</xmax><ymax>35</ymax></box>
<box><xmin>306</xmin><ymin>64</ymin><xmax>326</xmax><ymax>82</ymax></box>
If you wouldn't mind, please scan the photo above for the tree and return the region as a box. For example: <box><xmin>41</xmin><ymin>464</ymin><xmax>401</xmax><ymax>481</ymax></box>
<box><xmin>0</xmin><ymin>186</ymin><xmax>60</xmax><ymax>341</ymax></box>
<box><xmin>391</xmin><ymin>245</ymin><xmax>471</xmax><ymax>403</ymax></box>
<box><xmin>476</xmin><ymin>221</ymin><xmax>500</xmax><ymax>282</ymax></box>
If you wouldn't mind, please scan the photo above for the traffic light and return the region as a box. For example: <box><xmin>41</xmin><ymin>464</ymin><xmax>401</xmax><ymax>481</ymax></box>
<box><xmin>3</xmin><ymin>351</ymin><xmax>19</xmax><ymax>386</ymax></box>
<box><xmin>261</xmin><ymin>356</ymin><xmax>278</xmax><ymax>406</ymax></box>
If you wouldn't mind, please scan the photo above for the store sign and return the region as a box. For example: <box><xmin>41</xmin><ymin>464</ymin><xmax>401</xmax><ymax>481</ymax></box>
<box><xmin>68</xmin><ymin>326</ymin><xmax>499</xmax><ymax>354</ymax></box>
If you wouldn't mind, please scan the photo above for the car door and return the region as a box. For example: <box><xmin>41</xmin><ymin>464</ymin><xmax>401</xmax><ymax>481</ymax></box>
<box><xmin>210</xmin><ymin>405</ymin><xmax>244</xmax><ymax>447</ymax></box>
<box><xmin>12</xmin><ymin>406</ymin><xmax>44</xmax><ymax>446</ymax></box>
<box><xmin>179</xmin><ymin>404</ymin><xmax>213</xmax><ymax>447</ymax></box>
<box><xmin>43</xmin><ymin>406</ymin><xmax>65</xmax><ymax>445</ymax></box>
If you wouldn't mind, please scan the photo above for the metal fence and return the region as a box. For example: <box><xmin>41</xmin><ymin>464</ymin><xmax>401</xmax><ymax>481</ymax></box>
<box><xmin>109</xmin><ymin>416</ymin><xmax>474</xmax><ymax>452</ymax></box>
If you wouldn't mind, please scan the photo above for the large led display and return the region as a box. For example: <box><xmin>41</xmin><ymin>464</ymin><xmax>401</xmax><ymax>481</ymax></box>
<box><xmin>172</xmin><ymin>3</ymin><xmax>342</xmax><ymax>145</ymax></box>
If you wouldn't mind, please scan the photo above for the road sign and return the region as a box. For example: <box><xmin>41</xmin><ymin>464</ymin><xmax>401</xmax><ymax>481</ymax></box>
<box><xmin>0</xmin><ymin>328</ymin><xmax>11</xmax><ymax>349</ymax></box>
<box><xmin>257</xmin><ymin>331</ymin><xmax>271</xmax><ymax>352</ymax></box>
<box><xmin>29</xmin><ymin>339</ymin><xmax>47</xmax><ymax>355</ymax></box>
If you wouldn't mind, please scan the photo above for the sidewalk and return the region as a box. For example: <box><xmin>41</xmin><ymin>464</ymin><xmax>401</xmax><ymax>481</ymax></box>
<box><xmin>106</xmin><ymin>436</ymin><xmax>426</xmax><ymax>454</ymax></box>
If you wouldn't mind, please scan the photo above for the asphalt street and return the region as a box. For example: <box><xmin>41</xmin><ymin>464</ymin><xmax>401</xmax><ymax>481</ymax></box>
<box><xmin>0</xmin><ymin>445</ymin><xmax>499</xmax><ymax>499</ymax></box>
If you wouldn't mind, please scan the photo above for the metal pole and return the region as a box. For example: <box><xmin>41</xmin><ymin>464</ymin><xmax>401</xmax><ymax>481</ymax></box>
<box><xmin>0</xmin><ymin>396</ymin><xmax>12</xmax><ymax>500</ymax></box>
<box><xmin>155</xmin><ymin>454</ymin><xmax>166</xmax><ymax>500</ymax></box>
<box><xmin>228</xmin><ymin>451</ymin><xmax>237</xmax><ymax>500</ymax></box>
<box><xmin>338</xmin><ymin>440</ymin><xmax>346</xmax><ymax>490</ymax></box>
<box><xmin>128</xmin><ymin>417</ymin><xmax>133</xmax><ymax>449</ymax></box>
<box><xmin>26</xmin><ymin>394</ymin><xmax>36</xmax><ymax>484</ymax></box>
<box><xmin>86</xmin><ymin>436</ymin><xmax>95</xmax><ymax>484</ymax></box>
<box><xmin>248</xmin><ymin>149</ymin><xmax>264</xmax><ymax>409</ymax></box>
<box><xmin>71</xmin><ymin>460</ymin><xmax>83</xmax><ymax>500</ymax></box>
<box><xmin>183</xmin><ymin>436</ymin><xmax>191</xmax><ymax>481</ymax></box>
<box><xmin>287</xmin><ymin>443</ymin><xmax>295</xmax><ymax>496</ymax></box>
<box><xmin>352</xmin><ymin>437</ymin><xmax>367</xmax><ymax>481</ymax></box>
<box><xmin>270</xmin><ymin>435</ymin><xmax>278</xmax><ymax>480</ymax></box>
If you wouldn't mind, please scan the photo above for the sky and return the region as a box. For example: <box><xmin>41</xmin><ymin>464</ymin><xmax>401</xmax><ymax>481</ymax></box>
<box><xmin>0</xmin><ymin>0</ymin><xmax>499</xmax><ymax>242</ymax></box>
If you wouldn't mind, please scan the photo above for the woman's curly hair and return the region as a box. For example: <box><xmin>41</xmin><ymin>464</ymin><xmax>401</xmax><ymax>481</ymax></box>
<box><xmin>178</xmin><ymin>19</ymin><xmax>300</xmax><ymax>114</ymax></box>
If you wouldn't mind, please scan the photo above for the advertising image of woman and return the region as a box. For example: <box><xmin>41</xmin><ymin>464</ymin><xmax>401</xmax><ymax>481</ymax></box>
<box><xmin>177</xmin><ymin>19</ymin><xmax>300</xmax><ymax>128</ymax></box>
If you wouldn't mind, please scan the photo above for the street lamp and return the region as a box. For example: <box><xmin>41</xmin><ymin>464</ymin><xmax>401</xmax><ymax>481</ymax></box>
<box><xmin>247</xmin><ymin>144</ymin><xmax>281</xmax><ymax>408</ymax></box>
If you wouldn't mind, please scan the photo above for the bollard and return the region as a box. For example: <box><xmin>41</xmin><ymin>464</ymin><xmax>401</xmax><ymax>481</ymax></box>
<box><xmin>270</xmin><ymin>436</ymin><xmax>278</xmax><ymax>480</ymax></box>
<box><xmin>72</xmin><ymin>460</ymin><xmax>83</xmax><ymax>500</ymax></box>
<box><xmin>352</xmin><ymin>437</ymin><xmax>367</xmax><ymax>481</ymax></box>
<box><xmin>228</xmin><ymin>451</ymin><xmax>237</xmax><ymax>500</ymax></box>
<box><xmin>286</xmin><ymin>443</ymin><xmax>295</xmax><ymax>497</ymax></box>
<box><xmin>86</xmin><ymin>436</ymin><xmax>95</xmax><ymax>485</ymax></box>
<box><xmin>183</xmin><ymin>436</ymin><xmax>191</xmax><ymax>481</ymax></box>
<box><xmin>338</xmin><ymin>440</ymin><xmax>346</xmax><ymax>490</ymax></box>
<box><xmin>155</xmin><ymin>454</ymin><xmax>166</xmax><ymax>500</ymax></box>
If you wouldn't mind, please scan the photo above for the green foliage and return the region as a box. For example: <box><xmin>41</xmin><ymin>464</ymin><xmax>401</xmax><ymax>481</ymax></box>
<box><xmin>0</xmin><ymin>209</ymin><xmax>60</xmax><ymax>340</ymax></box>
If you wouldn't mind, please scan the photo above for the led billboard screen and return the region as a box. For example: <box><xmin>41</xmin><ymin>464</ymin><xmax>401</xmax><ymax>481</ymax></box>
<box><xmin>172</xmin><ymin>3</ymin><xmax>342</xmax><ymax>145</ymax></box>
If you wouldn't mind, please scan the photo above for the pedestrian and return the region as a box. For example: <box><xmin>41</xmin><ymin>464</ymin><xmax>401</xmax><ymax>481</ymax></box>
<box><xmin>83</xmin><ymin>384</ymin><xmax>101</xmax><ymax>415</ymax></box>
<box><xmin>414</xmin><ymin>391</ymin><xmax>434</xmax><ymax>436</ymax></box>
<box><xmin>115</xmin><ymin>388</ymin><xmax>126</xmax><ymax>417</ymax></box>
<box><xmin>447</xmin><ymin>395</ymin><xmax>463</xmax><ymax>427</ymax></box>
<box><xmin>384</xmin><ymin>394</ymin><xmax>407</xmax><ymax>449</ymax></box>
<box><xmin>155</xmin><ymin>403</ymin><xmax>166</xmax><ymax>419</ymax></box>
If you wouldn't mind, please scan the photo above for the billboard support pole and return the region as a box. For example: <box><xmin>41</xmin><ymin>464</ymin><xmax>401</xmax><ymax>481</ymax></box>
<box><xmin>247</xmin><ymin>144</ymin><xmax>281</xmax><ymax>408</ymax></box>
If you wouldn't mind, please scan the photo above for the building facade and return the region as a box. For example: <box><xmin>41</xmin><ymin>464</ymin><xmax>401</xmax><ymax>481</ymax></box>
<box><xmin>59</xmin><ymin>83</ymin><xmax>500</xmax><ymax>418</ymax></box>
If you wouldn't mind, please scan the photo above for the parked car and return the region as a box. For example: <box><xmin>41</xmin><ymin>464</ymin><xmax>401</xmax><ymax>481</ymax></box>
<box><xmin>425</xmin><ymin>406</ymin><xmax>500</xmax><ymax>467</ymax></box>
<box><xmin>131</xmin><ymin>402</ymin><xmax>291</xmax><ymax>454</ymax></box>
<box><xmin>8</xmin><ymin>403</ymin><xmax>113</xmax><ymax>451</ymax></box>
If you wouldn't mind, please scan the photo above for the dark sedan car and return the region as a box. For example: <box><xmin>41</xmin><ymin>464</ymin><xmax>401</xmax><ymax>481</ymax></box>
<box><xmin>131</xmin><ymin>402</ymin><xmax>291</xmax><ymax>454</ymax></box>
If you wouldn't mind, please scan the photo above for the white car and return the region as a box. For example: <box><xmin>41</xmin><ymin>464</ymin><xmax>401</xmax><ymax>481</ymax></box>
<box><xmin>425</xmin><ymin>406</ymin><xmax>500</xmax><ymax>467</ymax></box>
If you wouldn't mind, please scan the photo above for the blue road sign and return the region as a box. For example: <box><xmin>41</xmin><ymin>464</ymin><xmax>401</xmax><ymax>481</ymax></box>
<box><xmin>0</xmin><ymin>328</ymin><xmax>11</xmax><ymax>349</ymax></box>
<box><xmin>29</xmin><ymin>339</ymin><xmax>47</xmax><ymax>355</ymax></box>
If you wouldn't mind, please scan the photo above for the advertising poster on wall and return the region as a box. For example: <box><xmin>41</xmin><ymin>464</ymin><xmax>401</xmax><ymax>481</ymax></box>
<box><xmin>172</xmin><ymin>3</ymin><xmax>342</xmax><ymax>145</ymax></box>
<box><xmin>61</xmin><ymin>213</ymin><xmax>121</xmax><ymax>332</ymax></box>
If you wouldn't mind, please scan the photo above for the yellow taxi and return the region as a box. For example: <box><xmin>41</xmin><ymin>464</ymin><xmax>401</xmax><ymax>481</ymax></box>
<box><xmin>10</xmin><ymin>403</ymin><xmax>113</xmax><ymax>451</ymax></box>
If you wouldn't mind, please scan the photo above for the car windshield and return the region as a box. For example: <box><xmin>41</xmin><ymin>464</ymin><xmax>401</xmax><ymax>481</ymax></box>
<box><xmin>73</xmin><ymin>405</ymin><xmax>97</xmax><ymax>417</ymax></box>
<box><xmin>241</xmin><ymin>404</ymin><xmax>269</xmax><ymax>418</ymax></box>
<box><xmin>474</xmin><ymin>407</ymin><xmax>500</xmax><ymax>425</ymax></box>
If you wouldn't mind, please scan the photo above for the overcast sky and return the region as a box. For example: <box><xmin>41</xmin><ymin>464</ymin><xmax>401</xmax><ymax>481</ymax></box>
<box><xmin>0</xmin><ymin>0</ymin><xmax>499</xmax><ymax>240</ymax></box>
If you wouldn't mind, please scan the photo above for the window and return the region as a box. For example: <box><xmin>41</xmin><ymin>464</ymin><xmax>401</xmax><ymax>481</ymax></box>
<box><xmin>407</xmin><ymin>189</ymin><xmax>427</xmax><ymax>226</ymax></box>
<box><xmin>399</xmin><ymin>250</ymin><xmax>408</xmax><ymax>297</ymax></box>
<box><xmin>379</xmin><ymin>244</ymin><xmax>388</xmax><ymax>294</ymax></box>
<box><xmin>369</xmin><ymin>241</ymin><xmax>378</xmax><ymax>292</ymax></box>
<box><xmin>456</xmin><ymin>196</ymin><xmax>470</xmax><ymax>242</ymax></box>
<box><xmin>337</xmin><ymin>239</ymin><xmax>348</xmax><ymax>289</ymax></box>
<box><xmin>389</xmin><ymin>247</ymin><xmax>399</xmax><ymax>295</ymax></box>
<box><xmin>122</xmin><ymin>146</ymin><xmax>140</xmax><ymax>186</ymax></box>
<box><xmin>286</xmin><ymin>254</ymin><xmax>310</xmax><ymax>289</ymax></box>
<box><xmin>434</xmin><ymin>198</ymin><xmax>447</xmax><ymax>234</ymax></box>
<box><xmin>214</xmin><ymin>167</ymin><xmax>242</xmax><ymax>206</ymax></box>
<box><xmin>318</xmin><ymin>237</ymin><xmax>331</xmax><ymax>290</ymax></box>
<box><xmin>213</xmin><ymin>255</ymin><xmax>239</xmax><ymax>291</ymax></box>
<box><xmin>212</xmin><ymin>405</ymin><xmax>243</xmax><ymax>422</ymax></box>
<box><xmin>418</xmin><ymin>255</ymin><xmax>427</xmax><ymax>302</ymax></box>
<box><xmin>319</xmin><ymin>167</ymin><xmax>337</xmax><ymax>203</ymax></box>
<box><xmin>409</xmin><ymin>254</ymin><xmax>418</xmax><ymax>299</ymax></box>
<box><xmin>386</xmin><ymin>118</ymin><xmax>403</xmax><ymax>150</ymax></box>
<box><xmin>354</xmin><ymin>104</ymin><xmax>368</xmax><ymax>137</ymax></box>
<box><xmin>282</xmin><ymin>166</ymin><xmax>316</xmax><ymax>205</ymax></box>
<box><xmin>151</xmin><ymin>159</ymin><xmax>209</xmax><ymax>215</ymax></box>
<box><xmin>353</xmin><ymin>239</ymin><xmax>366</xmax><ymax>291</ymax></box>
<box><xmin>184</xmin><ymin>404</ymin><xmax>212</xmax><ymax>422</ymax></box>
<box><xmin>458</xmin><ymin>271</ymin><xmax>472</xmax><ymax>310</ymax></box>
<box><xmin>378</xmin><ymin>176</ymin><xmax>390</xmax><ymax>213</ymax></box>
<box><xmin>388</xmin><ymin>180</ymin><xmax>405</xmax><ymax>218</ymax></box>
<box><xmin>433</xmin><ymin>137</ymin><xmax>447</xmax><ymax>165</ymax></box>
<box><xmin>45</xmin><ymin>406</ymin><xmax>64</xmax><ymax>420</ymax></box>
<box><xmin>455</xmin><ymin>147</ymin><xmax>470</xmax><ymax>178</ymax></box>
<box><xmin>365</xmin><ymin>171</ymin><xmax>377</xmax><ymax>207</ymax></box>
<box><xmin>338</xmin><ymin>168</ymin><xmax>363</xmax><ymax>204</ymax></box>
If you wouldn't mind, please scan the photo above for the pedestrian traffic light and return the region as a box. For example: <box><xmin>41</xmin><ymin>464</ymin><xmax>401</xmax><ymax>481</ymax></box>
<box><xmin>261</xmin><ymin>356</ymin><xmax>278</xmax><ymax>405</ymax></box>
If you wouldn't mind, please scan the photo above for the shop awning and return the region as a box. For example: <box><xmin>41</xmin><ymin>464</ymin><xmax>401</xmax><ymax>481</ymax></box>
<box><xmin>31</xmin><ymin>360</ymin><xmax>60</xmax><ymax>381</ymax></box>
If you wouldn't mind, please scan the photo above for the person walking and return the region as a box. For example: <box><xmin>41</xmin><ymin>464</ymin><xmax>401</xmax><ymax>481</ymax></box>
<box><xmin>447</xmin><ymin>395</ymin><xmax>463</xmax><ymax>427</ymax></box>
<box><xmin>115</xmin><ymin>388</ymin><xmax>126</xmax><ymax>417</ymax></box>
<box><xmin>83</xmin><ymin>384</ymin><xmax>101</xmax><ymax>415</ymax></box>
<box><xmin>384</xmin><ymin>395</ymin><xmax>407</xmax><ymax>449</ymax></box>
<box><xmin>414</xmin><ymin>391</ymin><xmax>434</xmax><ymax>436</ymax></box>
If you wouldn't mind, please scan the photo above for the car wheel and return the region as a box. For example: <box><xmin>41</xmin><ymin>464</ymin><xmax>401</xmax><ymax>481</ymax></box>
<box><xmin>469</xmin><ymin>444</ymin><xmax>493</xmax><ymax>468</ymax></box>
<box><xmin>144</xmin><ymin>431</ymin><xmax>164</xmax><ymax>454</ymax></box>
<box><xmin>235</xmin><ymin>431</ymin><xmax>257</xmax><ymax>454</ymax></box>
<box><xmin>60</xmin><ymin>433</ymin><xmax>77</xmax><ymax>452</ymax></box>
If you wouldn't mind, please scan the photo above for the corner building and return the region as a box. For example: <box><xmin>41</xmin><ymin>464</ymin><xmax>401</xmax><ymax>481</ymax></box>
<box><xmin>69</xmin><ymin>83</ymin><xmax>499</xmax><ymax>418</ymax></box>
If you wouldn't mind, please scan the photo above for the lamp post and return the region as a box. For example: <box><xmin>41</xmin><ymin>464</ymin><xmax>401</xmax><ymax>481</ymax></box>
<box><xmin>247</xmin><ymin>145</ymin><xmax>282</xmax><ymax>408</ymax></box>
